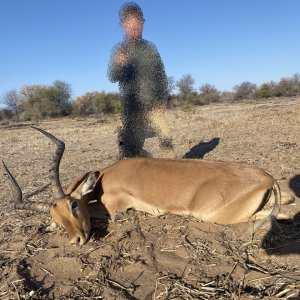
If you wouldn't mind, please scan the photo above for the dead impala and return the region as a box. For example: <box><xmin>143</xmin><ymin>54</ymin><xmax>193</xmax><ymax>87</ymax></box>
<box><xmin>3</xmin><ymin>127</ymin><xmax>293</xmax><ymax>245</ymax></box>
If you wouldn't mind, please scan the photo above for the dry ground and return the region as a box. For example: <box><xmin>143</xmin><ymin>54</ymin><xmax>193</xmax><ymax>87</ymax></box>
<box><xmin>0</xmin><ymin>97</ymin><xmax>299</xmax><ymax>299</ymax></box>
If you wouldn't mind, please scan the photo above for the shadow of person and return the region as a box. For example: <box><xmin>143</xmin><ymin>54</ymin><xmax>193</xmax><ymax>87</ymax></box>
<box><xmin>289</xmin><ymin>175</ymin><xmax>300</xmax><ymax>197</ymax></box>
<box><xmin>182</xmin><ymin>137</ymin><xmax>220</xmax><ymax>159</ymax></box>
<box><xmin>261</xmin><ymin>212</ymin><xmax>300</xmax><ymax>255</ymax></box>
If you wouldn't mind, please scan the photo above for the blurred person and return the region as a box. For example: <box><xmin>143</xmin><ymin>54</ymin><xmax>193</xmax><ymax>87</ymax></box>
<box><xmin>108</xmin><ymin>2</ymin><xmax>173</xmax><ymax>159</ymax></box>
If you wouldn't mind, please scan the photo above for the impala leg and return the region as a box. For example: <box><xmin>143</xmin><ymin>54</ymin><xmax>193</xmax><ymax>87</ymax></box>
<box><xmin>268</xmin><ymin>191</ymin><xmax>295</xmax><ymax>206</ymax></box>
<box><xmin>281</xmin><ymin>191</ymin><xmax>295</xmax><ymax>205</ymax></box>
<box><xmin>252</xmin><ymin>210</ymin><xmax>292</xmax><ymax>221</ymax></box>
<box><xmin>101</xmin><ymin>193</ymin><xmax>133</xmax><ymax>221</ymax></box>
<box><xmin>87</xmin><ymin>201</ymin><xmax>110</xmax><ymax>220</ymax></box>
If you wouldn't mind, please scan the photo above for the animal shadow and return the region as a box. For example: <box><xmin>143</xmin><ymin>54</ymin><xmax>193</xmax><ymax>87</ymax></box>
<box><xmin>89</xmin><ymin>219</ymin><xmax>110</xmax><ymax>241</ymax></box>
<box><xmin>87</xmin><ymin>201</ymin><xmax>110</xmax><ymax>241</ymax></box>
<box><xmin>182</xmin><ymin>137</ymin><xmax>220</xmax><ymax>159</ymax></box>
<box><xmin>261</xmin><ymin>212</ymin><xmax>300</xmax><ymax>255</ymax></box>
<box><xmin>289</xmin><ymin>175</ymin><xmax>300</xmax><ymax>197</ymax></box>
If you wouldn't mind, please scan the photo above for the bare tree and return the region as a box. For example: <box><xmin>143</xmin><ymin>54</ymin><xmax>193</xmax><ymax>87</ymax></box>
<box><xmin>1</xmin><ymin>89</ymin><xmax>21</xmax><ymax>120</ymax></box>
<box><xmin>199</xmin><ymin>83</ymin><xmax>216</xmax><ymax>94</ymax></box>
<box><xmin>274</xmin><ymin>77</ymin><xmax>295</xmax><ymax>97</ymax></box>
<box><xmin>167</xmin><ymin>76</ymin><xmax>176</xmax><ymax>95</ymax></box>
<box><xmin>176</xmin><ymin>74</ymin><xmax>195</xmax><ymax>99</ymax></box>
<box><xmin>199</xmin><ymin>83</ymin><xmax>220</xmax><ymax>103</ymax></box>
<box><xmin>291</xmin><ymin>73</ymin><xmax>300</xmax><ymax>95</ymax></box>
<box><xmin>233</xmin><ymin>81</ymin><xmax>257</xmax><ymax>100</ymax></box>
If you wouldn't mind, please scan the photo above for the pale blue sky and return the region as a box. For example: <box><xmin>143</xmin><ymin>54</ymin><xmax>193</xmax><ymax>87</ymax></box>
<box><xmin>1</xmin><ymin>0</ymin><xmax>300</xmax><ymax>101</ymax></box>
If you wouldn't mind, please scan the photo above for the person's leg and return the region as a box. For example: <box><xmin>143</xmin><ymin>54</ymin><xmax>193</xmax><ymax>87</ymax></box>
<box><xmin>148</xmin><ymin>109</ymin><xmax>173</xmax><ymax>149</ymax></box>
<box><xmin>118</xmin><ymin>118</ymin><xmax>145</xmax><ymax>159</ymax></box>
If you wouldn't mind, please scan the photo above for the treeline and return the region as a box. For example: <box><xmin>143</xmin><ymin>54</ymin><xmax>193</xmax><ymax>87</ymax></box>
<box><xmin>172</xmin><ymin>73</ymin><xmax>300</xmax><ymax>107</ymax></box>
<box><xmin>1</xmin><ymin>73</ymin><xmax>299</xmax><ymax>121</ymax></box>
<box><xmin>1</xmin><ymin>81</ymin><xmax>72</xmax><ymax>121</ymax></box>
<box><xmin>0</xmin><ymin>81</ymin><xmax>121</xmax><ymax>121</ymax></box>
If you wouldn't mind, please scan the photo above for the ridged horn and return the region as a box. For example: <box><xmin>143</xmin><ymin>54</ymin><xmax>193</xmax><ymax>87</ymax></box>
<box><xmin>2</xmin><ymin>160</ymin><xmax>50</xmax><ymax>213</ymax></box>
<box><xmin>32</xmin><ymin>126</ymin><xmax>66</xmax><ymax>199</ymax></box>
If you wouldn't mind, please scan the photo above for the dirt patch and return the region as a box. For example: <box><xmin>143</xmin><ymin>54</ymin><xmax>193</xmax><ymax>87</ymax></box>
<box><xmin>1</xmin><ymin>98</ymin><xmax>299</xmax><ymax>299</ymax></box>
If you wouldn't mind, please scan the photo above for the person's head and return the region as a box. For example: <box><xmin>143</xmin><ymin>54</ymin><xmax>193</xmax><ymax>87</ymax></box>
<box><xmin>119</xmin><ymin>2</ymin><xmax>144</xmax><ymax>40</ymax></box>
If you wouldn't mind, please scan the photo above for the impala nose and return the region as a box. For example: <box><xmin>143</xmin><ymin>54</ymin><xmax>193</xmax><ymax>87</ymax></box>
<box><xmin>70</xmin><ymin>234</ymin><xmax>87</xmax><ymax>246</ymax></box>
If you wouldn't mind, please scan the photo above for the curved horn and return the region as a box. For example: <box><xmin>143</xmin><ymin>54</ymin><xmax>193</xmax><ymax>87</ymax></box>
<box><xmin>2</xmin><ymin>160</ymin><xmax>50</xmax><ymax>213</ymax></box>
<box><xmin>32</xmin><ymin>126</ymin><xmax>65</xmax><ymax>199</ymax></box>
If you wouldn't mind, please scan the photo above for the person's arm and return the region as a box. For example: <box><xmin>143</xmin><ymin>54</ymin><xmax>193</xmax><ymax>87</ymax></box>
<box><xmin>107</xmin><ymin>44</ymin><xmax>130</xmax><ymax>83</ymax></box>
<box><xmin>151</xmin><ymin>45</ymin><xmax>169</xmax><ymax>108</ymax></box>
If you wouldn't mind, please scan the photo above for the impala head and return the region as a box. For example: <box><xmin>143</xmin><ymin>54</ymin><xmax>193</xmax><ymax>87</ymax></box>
<box><xmin>49</xmin><ymin>171</ymin><xmax>99</xmax><ymax>245</ymax></box>
<box><xmin>3</xmin><ymin>126</ymin><xmax>99</xmax><ymax>246</ymax></box>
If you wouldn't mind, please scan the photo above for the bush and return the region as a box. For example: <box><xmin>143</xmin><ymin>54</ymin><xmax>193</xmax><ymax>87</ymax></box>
<box><xmin>233</xmin><ymin>81</ymin><xmax>257</xmax><ymax>100</ymax></box>
<box><xmin>254</xmin><ymin>83</ymin><xmax>273</xmax><ymax>98</ymax></box>
<box><xmin>0</xmin><ymin>108</ymin><xmax>13</xmax><ymax>121</ymax></box>
<box><xmin>72</xmin><ymin>92</ymin><xmax>121</xmax><ymax>116</ymax></box>
<box><xmin>273</xmin><ymin>77</ymin><xmax>298</xmax><ymax>97</ymax></box>
<box><xmin>18</xmin><ymin>81</ymin><xmax>72</xmax><ymax>120</ymax></box>
<box><xmin>198</xmin><ymin>84</ymin><xmax>220</xmax><ymax>104</ymax></box>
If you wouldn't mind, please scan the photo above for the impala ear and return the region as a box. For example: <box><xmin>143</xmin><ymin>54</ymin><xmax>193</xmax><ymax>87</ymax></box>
<box><xmin>81</xmin><ymin>171</ymin><xmax>99</xmax><ymax>196</ymax></box>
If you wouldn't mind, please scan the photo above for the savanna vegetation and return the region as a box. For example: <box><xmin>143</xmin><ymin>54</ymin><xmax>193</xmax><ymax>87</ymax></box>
<box><xmin>1</xmin><ymin>73</ymin><xmax>300</xmax><ymax>121</ymax></box>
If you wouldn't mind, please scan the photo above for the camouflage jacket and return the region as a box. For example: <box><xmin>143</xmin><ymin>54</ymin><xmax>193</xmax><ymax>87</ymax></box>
<box><xmin>108</xmin><ymin>39</ymin><xmax>169</xmax><ymax>116</ymax></box>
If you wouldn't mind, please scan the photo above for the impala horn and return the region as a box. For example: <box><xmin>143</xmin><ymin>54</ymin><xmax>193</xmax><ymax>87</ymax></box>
<box><xmin>3</xmin><ymin>126</ymin><xmax>66</xmax><ymax>213</ymax></box>
<box><xmin>2</xmin><ymin>160</ymin><xmax>50</xmax><ymax>213</ymax></box>
<box><xmin>31</xmin><ymin>126</ymin><xmax>66</xmax><ymax>199</ymax></box>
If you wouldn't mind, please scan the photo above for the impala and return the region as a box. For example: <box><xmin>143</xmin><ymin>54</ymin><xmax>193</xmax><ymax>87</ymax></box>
<box><xmin>3</xmin><ymin>127</ymin><xmax>293</xmax><ymax>245</ymax></box>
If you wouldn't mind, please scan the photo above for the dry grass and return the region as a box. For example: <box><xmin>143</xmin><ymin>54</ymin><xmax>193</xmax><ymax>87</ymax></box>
<box><xmin>0</xmin><ymin>97</ymin><xmax>299</xmax><ymax>299</ymax></box>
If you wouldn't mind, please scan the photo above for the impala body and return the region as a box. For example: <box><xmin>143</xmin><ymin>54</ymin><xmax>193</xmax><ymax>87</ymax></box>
<box><xmin>3</xmin><ymin>127</ymin><xmax>293</xmax><ymax>246</ymax></box>
<box><xmin>71</xmin><ymin>158</ymin><xmax>276</xmax><ymax>224</ymax></box>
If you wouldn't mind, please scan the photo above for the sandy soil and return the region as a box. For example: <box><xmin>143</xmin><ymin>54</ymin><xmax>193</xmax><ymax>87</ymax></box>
<box><xmin>0</xmin><ymin>97</ymin><xmax>299</xmax><ymax>299</ymax></box>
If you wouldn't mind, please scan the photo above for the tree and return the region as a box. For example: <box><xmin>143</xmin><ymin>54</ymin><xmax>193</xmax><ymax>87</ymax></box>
<box><xmin>18</xmin><ymin>81</ymin><xmax>73</xmax><ymax>120</ymax></box>
<box><xmin>72</xmin><ymin>91</ymin><xmax>121</xmax><ymax>116</ymax></box>
<box><xmin>19</xmin><ymin>85</ymin><xmax>46</xmax><ymax>120</ymax></box>
<box><xmin>1</xmin><ymin>89</ymin><xmax>21</xmax><ymax>120</ymax></box>
<box><xmin>176</xmin><ymin>74</ymin><xmax>195</xmax><ymax>99</ymax></box>
<box><xmin>198</xmin><ymin>83</ymin><xmax>220</xmax><ymax>103</ymax></box>
<box><xmin>254</xmin><ymin>83</ymin><xmax>273</xmax><ymax>98</ymax></box>
<box><xmin>166</xmin><ymin>76</ymin><xmax>176</xmax><ymax>108</ymax></box>
<box><xmin>291</xmin><ymin>73</ymin><xmax>300</xmax><ymax>95</ymax></box>
<box><xmin>274</xmin><ymin>77</ymin><xmax>295</xmax><ymax>97</ymax></box>
<box><xmin>167</xmin><ymin>76</ymin><xmax>176</xmax><ymax>95</ymax></box>
<box><xmin>94</xmin><ymin>92</ymin><xmax>121</xmax><ymax>114</ymax></box>
<box><xmin>73</xmin><ymin>92</ymin><xmax>96</xmax><ymax>116</ymax></box>
<box><xmin>233</xmin><ymin>81</ymin><xmax>257</xmax><ymax>100</ymax></box>
<box><xmin>0</xmin><ymin>108</ymin><xmax>13</xmax><ymax>121</ymax></box>
<box><xmin>51</xmin><ymin>80</ymin><xmax>72</xmax><ymax>115</ymax></box>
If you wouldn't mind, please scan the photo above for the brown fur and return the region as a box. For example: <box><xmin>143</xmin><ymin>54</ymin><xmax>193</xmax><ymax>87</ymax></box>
<box><xmin>50</xmin><ymin>157</ymin><xmax>294</xmax><ymax>245</ymax></box>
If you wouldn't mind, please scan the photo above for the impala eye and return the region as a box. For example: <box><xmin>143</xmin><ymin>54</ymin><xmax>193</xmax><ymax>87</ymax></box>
<box><xmin>70</xmin><ymin>200</ymin><xmax>79</xmax><ymax>212</ymax></box>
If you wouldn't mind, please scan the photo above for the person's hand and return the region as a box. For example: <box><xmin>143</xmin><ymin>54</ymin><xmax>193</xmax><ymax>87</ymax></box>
<box><xmin>115</xmin><ymin>51</ymin><xmax>128</xmax><ymax>66</ymax></box>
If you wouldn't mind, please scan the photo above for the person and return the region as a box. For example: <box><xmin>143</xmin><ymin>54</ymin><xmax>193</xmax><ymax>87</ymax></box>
<box><xmin>108</xmin><ymin>2</ymin><xmax>173</xmax><ymax>159</ymax></box>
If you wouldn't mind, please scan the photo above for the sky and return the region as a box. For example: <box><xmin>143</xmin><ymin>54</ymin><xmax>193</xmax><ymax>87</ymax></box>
<box><xmin>1</xmin><ymin>0</ymin><xmax>300</xmax><ymax>102</ymax></box>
